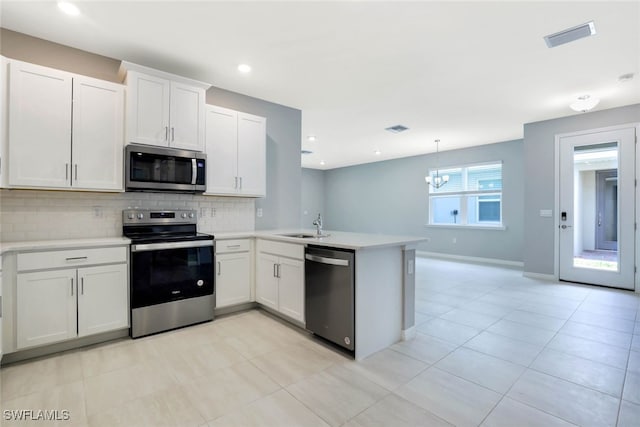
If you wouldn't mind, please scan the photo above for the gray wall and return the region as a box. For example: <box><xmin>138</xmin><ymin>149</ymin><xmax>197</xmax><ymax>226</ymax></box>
<box><xmin>1</xmin><ymin>29</ymin><xmax>302</xmax><ymax>231</ymax></box>
<box><xmin>523</xmin><ymin>104</ymin><xmax>640</xmax><ymax>275</ymax></box>
<box><xmin>301</xmin><ymin>168</ymin><xmax>325</xmax><ymax>228</ymax></box>
<box><xmin>320</xmin><ymin>139</ymin><xmax>525</xmax><ymax>262</ymax></box>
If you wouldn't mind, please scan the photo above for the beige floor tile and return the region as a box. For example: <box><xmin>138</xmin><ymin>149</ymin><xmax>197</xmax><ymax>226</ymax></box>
<box><xmin>88</xmin><ymin>386</ymin><xmax>206</xmax><ymax>427</ymax></box>
<box><xmin>1</xmin><ymin>381</ymin><xmax>86</xmax><ymax>427</ymax></box>
<box><xmin>83</xmin><ymin>357</ymin><xmax>176</xmax><ymax>416</ymax></box>
<box><xmin>394</xmin><ymin>367</ymin><xmax>501</xmax><ymax>427</ymax></box>
<box><xmin>530</xmin><ymin>348</ymin><xmax>625</xmax><ymax>397</ymax></box>
<box><xmin>340</xmin><ymin>348</ymin><xmax>427</xmax><ymax>391</ymax></box>
<box><xmin>416</xmin><ymin>318</ymin><xmax>481</xmax><ymax>346</ymax></box>
<box><xmin>180</xmin><ymin>361</ymin><xmax>280</xmax><ymax>422</ymax></box>
<box><xmin>486</xmin><ymin>319</ymin><xmax>557</xmax><ymax>346</ymax></box>
<box><xmin>207</xmin><ymin>389</ymin><xmax>329</xmax><ymax>427</ymax></box>
<box><xmin>163</xmin><ymin>341</ymin><xmax>247</xmax><ymax>384</ymax></box>
<box><xmin>618</xmin><ymin>400</ymin><xmax>640</xmax><ymax>427</ymax></box>
<box><xmin>344</xmin><ymin>394</ymin><xmax>453</xmax><ymax>427</ymax></box>
<box><xmin>629</xmin><ymin>350</ymin><xmax>640</xmax><ymax>374</ymax></box>
<box><xmin>569</xmin><ymin>311</ymin><xmax>635</xmax><ymax>334</ymax></box>
<box><xmin>249</xmin><ymin>342</ymin><xmax>339</xmax><ymax>387</ymax></box>
<box><xmin>464</xmin><ymin>331</ymin><xmax>543</xmax><ymax>366</ymax></box>
<box><xmin>481</xmin><ymin>397</ymin><xmax>577</xmax><ymax>427</ymax></box>
<box><xmin>503</xmin><ymin>310</ymin><xmax>566</xmax><ymax>332</ymax></box>
<box><xmin>507</xmin><ymin>370</ymin><xmax>619</xmax><ymax>426</ymax></box>
<box><xmin>633</xmin><ymin>334</ymin><xmax>640</xmax><ymax>352</ymax></box>
<box><xmin>439</xmin><ymin>308</ymin><xmax>501</xmax><ymax>329</ymax></box>
<box><xmin>80</xmin><ymin>338</ymin><xmax>159</xmax><ymax>378</ymax></box>
<box><xmin>623</xmin><ymin>371</ymin><xmax>640</xmax><ymax>405</ymax></box>
<box><xmin>390</xmin><ymin>332</ymin><xmax>457</xmax><ymax>364</ymax></box>
<box><xmin>1</xmin><ymin>352</ymin><xmax>83</xmax><ymax>401</ymax></box>
<box><xmin>286</xmin><ymin>364</ymin><xmax>388</xmax><ymax>427</ymax></box>
<box><xmin>546</xmin><ymin>333</ymin><xmax>629</xmax><ymax>369</ymax></box>
<box><xmin>559</xmin><ymin>321</ymin><xmax>632</xmax><ymax>349</ymax></box>
<box><xmin>435</xmin><ymin>347</ymin><xmax>525</xmax><ymax>394</ymax></box>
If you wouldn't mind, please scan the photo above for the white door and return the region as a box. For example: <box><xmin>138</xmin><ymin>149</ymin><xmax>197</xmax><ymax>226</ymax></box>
<box><xmin>17</xmin><ymin>269</ymin><xmax>77</xmax><ymax>349</ymax></box>
<box><xmin>126</xmin><ymin>71</ymin><xmax>170</xmax><ymax>147</ymax></box>
<box><xmin>216</xmin><ymin>252</ymin><xmax>251</xmax><ymax>308</ymax></box>
<box><xmin>559</xmin><ymin>127</ymin><xmax>636</xmax><ymax>289</ymax></box>
<box><xmin>205</xmin><ymin>105</ymin><xmax>238</xmax><ymax>194</ymax></box>
<box><xmin>72</xmin><ymin>77</ymin><xmax>124</xmax><ymax>190</ymax></box>
<box><xmin>277</xmin><ymin>257</ymin><xmax>305</xmax><ymax>323</ymax></box>
<box><xmin>237</xmin><ymin>112</ymin><xmax>266</xmax><ymax>196</ymax></box>
<box><xmin>9</xmin><ymin>60</ymin><xmax>72</xmax><ymax>188</ymax></box>
<box><xmin>78</xmin><ymin>264</ymin><xmax>128</xmax><ymax>337</ymax></box>
<box><xmin>256</xmin><ymin>253</ymin><xmax>279</xmax><ymax>310</ymax></box>
<box><xmin>170</xmin><ymin>82</ymin><xmax>205</xmax><ymax>151</ymax></box>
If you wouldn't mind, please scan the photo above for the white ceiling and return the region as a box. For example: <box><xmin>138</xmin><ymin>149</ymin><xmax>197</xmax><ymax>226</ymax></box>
<box><xmin>1</xmin><ymin>1</ymin><xmax>639</xmax><ymax>170</ymax></box>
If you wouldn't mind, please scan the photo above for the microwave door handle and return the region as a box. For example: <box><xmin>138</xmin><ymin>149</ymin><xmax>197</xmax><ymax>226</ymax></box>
<box><xmin>191</xmin><ymin>158</ymin><xmax>197</xmax><ymax>185</ymax></box>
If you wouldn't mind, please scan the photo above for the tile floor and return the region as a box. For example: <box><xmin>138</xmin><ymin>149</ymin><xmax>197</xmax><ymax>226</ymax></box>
<box><xmin>1</xmin><ymin>257</ymin><xmax>639</xmax><ymax>426</ymax></box>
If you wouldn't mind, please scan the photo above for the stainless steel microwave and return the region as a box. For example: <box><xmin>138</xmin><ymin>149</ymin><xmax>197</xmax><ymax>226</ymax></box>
<box><xmin>125</xmin><ymin>144</ymin><xmax>206</xmax><ymax>193</ymax></box>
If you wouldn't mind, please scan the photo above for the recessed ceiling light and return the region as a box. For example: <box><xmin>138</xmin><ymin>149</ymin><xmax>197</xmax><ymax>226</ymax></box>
<box><xmin>320</xmin><ymin>160</ymin><xmax>326</xmax><ymax>166</ymax></box>
<box><xmin>374</xmin><ymin>150</ymin><xmax>381</xmax><ymax>155</ymax></box>
<box><xmin>307</xmin><ymin>135</ymin><xmax>317</xmax><ymax>142</ymax></box>
<box><xmin>237</xmin><ymin>64</ymin><xmax>251</xmax><ymax>73</ymax></box>
<box><xmin>57</xmin><ymin>1</ymin><xmax>80</xmax><ymax>16</ymax></box>
<box><xmin>385</xmin><ymin>125</ymin><xmax>409</xmax><ymax>134</ymax></box>
<box><xmin>570</xmin><ymin>94</ymin><xmax>600</xmax><ymax>112</ymax></box>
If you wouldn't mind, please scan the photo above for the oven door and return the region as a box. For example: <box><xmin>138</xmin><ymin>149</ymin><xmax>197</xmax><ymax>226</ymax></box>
<box><xmin>130</xmin><ymin>240</ymin><xmax>214</xmax><ymax>309</ymax></box>
<box><xmin>126</xmin><ymin>145</ymin><xmax>206</xmax><ymax>192</ymax></box>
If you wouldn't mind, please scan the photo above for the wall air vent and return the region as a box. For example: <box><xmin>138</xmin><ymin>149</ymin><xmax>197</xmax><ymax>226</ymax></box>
<box><xmin>385</xmin><ymin>125</ymin><xmax>409</xmax><ymax>133</ymax></box>
<box><xmin>544</xmin><ymin>21</ymin><xmax>596</xmax><ymax>48</ymax></box>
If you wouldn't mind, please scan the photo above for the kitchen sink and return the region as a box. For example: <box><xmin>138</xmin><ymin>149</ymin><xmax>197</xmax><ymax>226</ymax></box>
<box><xmin>278</xmin><ymin>233</ymin><xmax>330</xmax><ymax>239</ymax></box>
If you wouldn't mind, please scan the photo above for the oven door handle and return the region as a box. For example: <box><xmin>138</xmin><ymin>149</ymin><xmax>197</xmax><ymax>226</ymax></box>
<box><xmin>131</xmin><ymin>240</ymin><xmax>213</xmax><ymax>252</ymax></box>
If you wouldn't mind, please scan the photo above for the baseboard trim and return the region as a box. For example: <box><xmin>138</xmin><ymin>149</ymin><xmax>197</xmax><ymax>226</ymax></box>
<box><xmin>401</xmin><ymin>326</ymin><xmax>416</xmax><ymax>341</ymax></box>
<box><xmin>417</xmin><ymin>251</ymin><xmax>524</xmax><ymax>268</ymax></box>
<box><xmin>523</xmin><ymin>272</ymin><xmax>558</xmax><ymax>281</ymax></box>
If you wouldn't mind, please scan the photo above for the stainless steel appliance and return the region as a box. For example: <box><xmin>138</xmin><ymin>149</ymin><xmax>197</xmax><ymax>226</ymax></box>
<box><xmin>123</xmin><ymin>209</ymin><xmax>214</xmax><ymax>338</ymax></box>
<box><xmin>305</xmin><ymin>245</ymin><xmax>355</xmax><ymax>352</ymax></box>
<box><xmin>125</xmin><ymin>144</ymin><xmax>206</xmax><ymax>193</ymax></box>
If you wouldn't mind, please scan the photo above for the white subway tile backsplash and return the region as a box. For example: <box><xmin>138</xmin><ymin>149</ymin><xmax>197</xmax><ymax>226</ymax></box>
<box><xmin>0</xmin><ymin>190</ymin><xmax>255</xmax><ymax>242</ymax></box>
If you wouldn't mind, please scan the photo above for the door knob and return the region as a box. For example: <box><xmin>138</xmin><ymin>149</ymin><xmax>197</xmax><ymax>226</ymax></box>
<box><xmin>561</xmin><ymin>224</ymin><xmax>573</xmax><ymax>229</ymax></box>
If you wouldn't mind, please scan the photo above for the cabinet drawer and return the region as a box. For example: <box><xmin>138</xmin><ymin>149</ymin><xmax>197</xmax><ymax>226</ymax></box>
<box><xmin>256</xmin><ymin>239</ymin><xmax>303</xmax><ymax>260</ymax></box>
<box><xmin>215</xmin><ymin>239</ymin><xmax>250</xmax><ymax>254</ymax></box>
<box><xmin>17</xmin><ymin>246</ymin><xmax>127</xmax><ymax>272</ymax></box>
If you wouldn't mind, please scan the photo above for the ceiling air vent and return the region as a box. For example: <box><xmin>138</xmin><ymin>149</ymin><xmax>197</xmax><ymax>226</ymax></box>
<box><xmin>544</xmin><ymin>21</ymin><xmax>596</xmax><ymax>48</ymax></box>
<box><xmin>385</xmin><ymin>125</ymin><xmax>409</xmax><ymax>134</ymax></box>
<box><xmin>301</xmin><ymin>150</ymin><xmax>313</xmax><ymax>155</ymax></box>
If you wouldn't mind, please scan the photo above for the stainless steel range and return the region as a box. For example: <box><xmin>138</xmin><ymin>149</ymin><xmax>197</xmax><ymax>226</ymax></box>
<box><xmin>123</xmin><ymin>209</ymin><xmax>214</xmax><ymax>338</ymax></box>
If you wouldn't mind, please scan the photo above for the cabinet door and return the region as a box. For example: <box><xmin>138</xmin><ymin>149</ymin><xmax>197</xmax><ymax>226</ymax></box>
<box><xmin>277</xmin><ymin>257</ymin><xmax>305</xmax><ymax>323</ymax></box>
<box><xmin>17</xmin><ymin>269</ymin><xmax>77</xmax><ymax>349</ymax></box>
<box><xmin>255</xmin><ymin>253</ymin><xmax>279</xmax><ymax>311</ymax></box>
<box><xmin>0</xmin><ymin>56</ymin><xmax>7</xmax><ymax>188</ymax></box>
<box><xmin>205</xmin><ymin>105</ymin><xmax>238</xmax><ymax>195</ymax></box>
<box><xmin>8</xmin><ymin>60</ymin><xmax>72</xmax><ymax>188</ymax></box>
<box><xmin>216</xmin><ymin>252</ymin><xmax>251</xmax><ymax>308</ymax></box>
<box><xmin>126</xmin><ymin>71</ymin><xmax>170</xmax><ymax>147</ymax></box>
<box><xmin>237</xmin><ymin>112</ymin><xmax>266</xmax><ymax>197</ymax></box>
<box><xmin>78</xmin><ymin>264</ymin><xmax>128</xmax><ymax>337</ymax></box>
<box><xmin>72</xmin><ymin>77</ymin><xmax>124</xmax><ymax>190</ymax></box>
<box><xmin>170</xmin><ymin>82</ymin><xmax>205</xmax><ymax>151</ymax></box>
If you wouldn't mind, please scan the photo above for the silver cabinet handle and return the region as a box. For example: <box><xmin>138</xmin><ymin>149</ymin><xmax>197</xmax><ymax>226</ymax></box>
<box><xmin>66</xmin><ymin>256</ymin><xmax>88</xmax><ymax>262</ymax></box>
<box><xmin>239</xmin><ymin>177</ymin><xmax>243</xmax><ymax>190</ymax></box>
<box><xmin>165</xmin><ymin>126</ymin><xmax>169</xmax><ymax>141</ymax></box>
<box><xmin>171</xmin><ymin>127</ymin><xmax>175</xmax><ymax>142</ymax></box>
<box><xmin>81</xmin><ymin>277</ymin><xmax>84</xmax><ymax>295</ymax></box>
<box><xmin>234</xmin><ymin>177</ymin><xmax>238</xmax><ymax>189</ymax></box>
<box><xmin>217</xmin><ymin>261</ymin><xmax>221</xmax><ymax>276</ymax></box>
<box><xmin>273</xmin><ymin>263</ymin><xmax>277</xmax><ymax>278</ymax></box>
<box><xmin>70</xmin><ymin>278</ymin><xmax>74</xmax><ymax>296</ymax></box>
<box><xmin>65</xmin><ymin>163</ymin><xmax>69</xmax><ymax>180</ymax></box>
<box><xmin>305</xmin><ymin>253</ymin><xmax>350</xmax><ymax>266</ymax></box>
<box><xmin>276</xmin><ymin>264</ymin><xmax>281</xmax><ymax>278</ymax></box>
<box><xmin>226</xmin><ymin>245</ymin><xmax>241</xmax><ymax>249</ymax></box>
<box><xmin>74</xmin><ymin>164</ymin><xmax>78</xmax><ymax>181</ymax></box>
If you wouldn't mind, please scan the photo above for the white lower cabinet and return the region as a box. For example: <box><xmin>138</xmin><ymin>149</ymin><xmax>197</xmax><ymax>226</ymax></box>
<box><xmin>215</xmin><ymin>239</ymin><xmax>252</xmax><ymax>308</ymax></box>
<box><xmin>255</xmin><ymin>240</ymin><xmax>304</xmax><ymax>323</ymax></box>
<box><xmin>16</xmin><ymin>247</ymin><xmax>128</xmax><ymax>350</ymax></box>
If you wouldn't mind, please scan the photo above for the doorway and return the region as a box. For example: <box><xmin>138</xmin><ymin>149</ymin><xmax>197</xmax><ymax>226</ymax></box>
<box><xmin>558</xmin><ymin>127</ymin><xmax>635</xmax><ymax>290</ymax></box>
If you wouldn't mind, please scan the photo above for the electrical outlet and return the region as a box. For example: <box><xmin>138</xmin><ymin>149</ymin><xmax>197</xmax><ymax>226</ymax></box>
<box><xmin>211</xmin><ymin>207</ymin><xmax>216</xmax><ymax>217</ymax></box>
<box><xmin>257</xmin><ymin>208</ymin><xmax>263</xmax><ymax>218</ymax></box>
<box><xmin>93</xmin><ymin>206</ymin><xmax>103</xmax><ymax>218</ymax></box>
<box><xmin>200</xmin><ymin>208</ymin><xmax>206</xmax><ymax>218</ymax></box>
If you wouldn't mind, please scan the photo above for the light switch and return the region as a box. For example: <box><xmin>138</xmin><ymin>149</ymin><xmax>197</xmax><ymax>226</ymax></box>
<box><xmin>540</xmin><ymin>209</ymin><xmax>552</xmax><ymax>217</ymax></box>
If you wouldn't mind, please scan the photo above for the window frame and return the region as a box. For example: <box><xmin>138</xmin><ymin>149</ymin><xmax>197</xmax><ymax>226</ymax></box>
<box><xmin>427</xmin><ymin>161</ymin><xmax>504</xmax><ymax>228</ymax></box>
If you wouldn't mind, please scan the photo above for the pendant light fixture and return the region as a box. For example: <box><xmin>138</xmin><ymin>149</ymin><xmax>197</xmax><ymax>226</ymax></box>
<box><xmin>425</xmin><ymin>139</ymin><xmax>449</xmax><ymax>189</ymax></box>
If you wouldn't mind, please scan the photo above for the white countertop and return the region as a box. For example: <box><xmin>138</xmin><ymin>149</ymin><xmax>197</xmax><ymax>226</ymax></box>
<box><xmin>0</xmin><ymin>237</ymin><xmax>131</xmax><ymax>254</ymax></box>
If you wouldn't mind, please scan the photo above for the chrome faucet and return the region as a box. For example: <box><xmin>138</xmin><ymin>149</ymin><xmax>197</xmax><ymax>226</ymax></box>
<box><xmin>313</xmin><ymin>213</ymin><xmax>323</xmax><ymax>236</ymax></box>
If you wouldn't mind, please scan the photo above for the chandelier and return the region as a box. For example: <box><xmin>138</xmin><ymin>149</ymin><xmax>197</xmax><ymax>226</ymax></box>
<box><xmin>425</xmin><ymin>139</ymin><xmax>449</xmax><ymax>189</ymax></box>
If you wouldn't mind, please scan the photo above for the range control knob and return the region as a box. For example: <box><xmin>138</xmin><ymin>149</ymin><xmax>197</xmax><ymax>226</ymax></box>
<box><xmin>127</xmin><ymin>213</ymin><xmax>135</xmax><ymax>220</ymax></box>
<box><xmin>137</xmin><ymin>213</ymin><xmax>144</xmax><ymax>220</ymax></box>
<box><xmin>181</xmin><ymin>213</ymin><xmax>187</xmax><ymax>219</ymax></box>
<box><xmin>188</xmin><ymin>212</ymin><xmax>195</xmax><ymax>219</ymax></box>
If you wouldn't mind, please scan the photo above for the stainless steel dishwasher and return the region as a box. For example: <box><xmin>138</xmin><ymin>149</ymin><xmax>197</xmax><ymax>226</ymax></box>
<box><xmin>305</xmin><ymin>245</ymin><xmax>355</xmax><ymax>351</ymax></box>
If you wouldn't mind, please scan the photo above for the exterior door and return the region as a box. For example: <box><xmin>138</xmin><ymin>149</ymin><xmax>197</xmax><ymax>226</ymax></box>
<box><xmin>558</xmin><ymin>127</ymin><xmax>635</xmax><ymax>290</ymax></box>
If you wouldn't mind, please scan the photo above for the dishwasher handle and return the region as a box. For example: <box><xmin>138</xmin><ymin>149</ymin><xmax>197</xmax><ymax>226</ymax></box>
<box><xmin>305</xmin><ymin>253</ymin><xmax>350</xmax><ymax>266</ymax></box>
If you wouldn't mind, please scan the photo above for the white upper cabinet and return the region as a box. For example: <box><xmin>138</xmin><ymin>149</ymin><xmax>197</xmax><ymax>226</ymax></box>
<box><xmin>121</xmin><ymin>62</ymin><xmax>209</xmax><ymax>152</ymax></box>
<box><xmin>7</xmin><ymin>59</ymin><xmax>124</xmax><ymax>191</ymax></box>
<box><xmin>205</xmin><ymin>105</ymin><xmax>266</xmax><ymax>197</ymax></box>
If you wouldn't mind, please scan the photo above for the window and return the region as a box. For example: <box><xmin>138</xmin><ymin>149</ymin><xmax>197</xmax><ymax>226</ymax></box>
<box><xmin>427</xmin><ymin>162</ymin><xmax>503</xmax><ymax>227</ymax></box>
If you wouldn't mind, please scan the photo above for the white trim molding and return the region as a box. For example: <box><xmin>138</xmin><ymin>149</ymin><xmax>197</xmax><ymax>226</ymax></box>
<box><xmin>523</xmin><ymin>272</ymin><xmax>558</xmax><ymax>282</ymax></box>
<box><xmin>401</xmin><ymin>326</ymin><xmax>417</xmax><ymax>341</ymax></box>
<box><xmin>417</xmin><ymin>251</ymin><xmax>524</xmax><ymax>268</ymax></box>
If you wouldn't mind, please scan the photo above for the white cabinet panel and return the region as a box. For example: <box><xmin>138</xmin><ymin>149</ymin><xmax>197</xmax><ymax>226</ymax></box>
<box><xmin>126</xmin><ymin>71</ymin><xmax>170</xmax><ymax>147</ymax></box>
<box><xmin>277</xmin><ymin>258</ymin><xmax>304</xmax><ymax>323</ymax></box>
<box><xmin>8</xmin><ymin>60</ymin><xmax>72</xmax><ymax>188</ymax></box>
<box><xmin>1</xmin><ymin>56</ymin><xmax>8</xmax><ymax>188</ymax></box>
<box><xmin>17</xmin><ymin>269</ymin><xmax>77</xmax><ymax>349</ymax></box>
<box><xmin>237</xmin><ymin>112</ymin><xmax>266</xmax><ymax>196</ymax></box>
<box><xmin>170</xmin><ymin>82</ymin><xmax>205</xmax><ymax>151</ymax></box>
<box><xmin>256</xmin><ymin>252</ymin><xmax>279</xmax><ymax>311</ymax></box>
<box><xmin>78</xmin><ymin>264</ymin><xmax>128</xmax><ymax>337</ymax></box>
<box><xmin>205</xmin><ymin>106</ymin><xmax>238</xmax><ymax>194</ymax></box>
<box><xmin>216</xmin><ymin>252</ymin><xmax>251</xmax><ymax>308</ymax></box>
<box><xmin>72</xmin><ymin>77</ymin><xmax>124</xmax><ymax>190</ymax></box>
